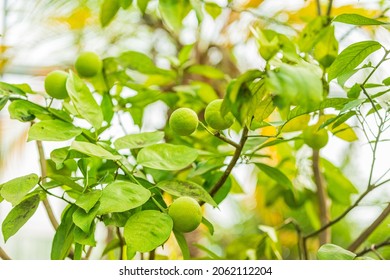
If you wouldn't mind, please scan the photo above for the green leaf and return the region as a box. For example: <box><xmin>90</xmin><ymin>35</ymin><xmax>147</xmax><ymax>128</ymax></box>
<box><xmin>137</xmin><ymin>0</ymin><xmax>149</xmax><ymax>13</ymax></box>
<box><xmin>330</xmin><ymin>122</ymin><xmax>358</xmax><ymax>142</ymax></box>
<box><xmin>2</xmin><ymin>194</ymin><xmax>40</xmax><ymax>242</ymax></box>
<box><xmin>75</xmin><ymin>190</ymin><xmax>102</xmax><ymax>213</ymax></box>
<box><xmin>51</xmin><ymin>205</ymin><xmax>77</xmax><ymax>260</ymax></box>
<box><xmin>74</xmin><ymin>223</ymin><xmax>96</xmax><ymax>246</ymax></box>
<box><xmin>114</xmin><ymin>131</ymin><xmax>164</xmax><ymax>150</ymax></box>
<box><xmin>119</xmin><ymin>0</ymin><xmax>133</xmax><ymax>9</ymax></box>
<box><xmin>8</xmin><ymin>100</ymin><xmax>49</xmax><ymax>122</ymax></box>
<box><xmin>313</xmin><ymin>25</ymin><xmax>339</xmax><ymax>68</ymax></box>
<box><xmin>159</xmin><ymin>0</ymin><xmax>191</xmax><ymax>32</ymax></box>
<box><xmin>66</xmin><ymin>71</ymin><xmax>103</xmax><ymax>129</ymax></box>
<box><xmin>328</xmin><ymin>41</ymin><xmax>382</xmax><ymax>81</ymax></box>
<box><xmin>0</xmin><ymin>174</ymin><xmax>39</xmax><ymax>206</ymax></box>
<box><xmin>73</xmin><ymin>203</ymin><xmax>100</xmax><ymax>233</ymax></box>
<box><xmin>70</xmin><ymin>141</ymin><xmax>121</xmax><ymax>160</ymax></box>
<box><xmin>0</xmin><ymin>81</ymin><xmax>27</xmax><ymax>96</ymax></box>
<box><xmin>124</xmin><ymin>210</ymin><xmax>173</xmax><ymax>252</ymax></box>
<box><xmin>173</xmin><ymin>230</ymin><xmax>190</xmax><ymax>260</ymax></box>
<box><xmin>255</xmin><ymin>163</ymin><xmax>293</xmax><ymax>190</ymax></box>
<box><xmin>118</xmin><ymin>51</ymin><xmax>174</xmax><ymax>76</ymax></box>
<box><xmin>267</xmin><ymin>63</ymin><xmax>323</xmax><ymax>110</ymax></box>
<box><xmin>98</xmin><ymin>181</ymin><xmax>151</xmax><ymax>215</ymax></box>
<box><xmin>287</xmin><ymin>98</ymin><xmax>349</xmax><ymax>120</ymax></box>
<box><xmin>205</xmin><ymin>2</ymin><xmax>222</xmax><ymax>19</ymax></box>
<box><xmin>100</xmin><ymin>0</ymin><xmax>120</xmax><ymax>27</ymax></box>
<box><xmin>333</xmin><ymin>14</ymin><xmax>387</xmax><ymax>26</ymax></box>
<box><xmin>317</xmin><ymin>244</ymin><xmax>356</xmax><ymax>260</ymax></box>
<box><xmin>201</xmin><ymin>216</ymin><xmax>214</xmax><ymax>235</ymax></box>
<box><xmin>156</xmin><ymin>180</ymin><xmax>217</xmax><ymax>207</ymax></box>
<box><xmin>28</xmin><ymin>120</ymin><xmax>82</xmax><ymax>142</ymax></box>
<box><xmin>187</xmin><ymin>65</ymin><xmax>225</xmax><ymax>80</ymax></box>
<box><xmin>137</xmin><ymin>143</ymin><xmax>198</xmax><ymax>170</ymax></box>
<box><xmin>0</xmin><ymin>97</ymin><xmax>8</xmax><ymax>110</ymax></box>
<box><xmin>321</xmin><ymin>159</ymin><xmax>358</xmax><ymax>205</ymax></box>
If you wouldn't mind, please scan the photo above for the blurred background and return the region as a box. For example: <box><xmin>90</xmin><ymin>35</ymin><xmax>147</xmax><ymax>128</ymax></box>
<box><xmin>1</xmin><ymin>0</ymin><xmax>390</xmax><ymax>259</ymax></box>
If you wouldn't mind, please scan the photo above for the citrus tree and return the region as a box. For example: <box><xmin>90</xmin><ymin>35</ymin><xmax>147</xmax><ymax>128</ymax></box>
<box><xmin>1</xmin><ymin>0</ymin><xmax>390</xmax><ymax>260</ymax></box>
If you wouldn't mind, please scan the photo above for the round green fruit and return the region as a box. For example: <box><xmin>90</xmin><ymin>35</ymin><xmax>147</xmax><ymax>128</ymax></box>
<box><xmin>169</xmin><ymin>108</ymin><xmax>199</xmax><ymax>136</ymax></box>
<box><xmin>44</xmin><ymin>70</ymin><xmax>69</xmax><ymax>99</ymax></box>
<box><xmin>74</xmin><ymin>51</ymin><xmax>102</xmax><ymax>77</ymax></box>
<box><xmin>302</xmin><ymin>126</ymin><xmax>329</xmax><ymax>149</ymax></box>
<box><xmin>204</xmin><ymin>99</ymin><xmax>234</xmax><ymax>130</ymax></box>
<box><xmin>168</xmin><ymin>196</ymin><xmax>202</xmax><ymax>233</ymax></box>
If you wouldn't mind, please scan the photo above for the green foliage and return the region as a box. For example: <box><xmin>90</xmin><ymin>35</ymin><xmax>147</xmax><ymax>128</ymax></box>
<box><xmin>1</xmin><ymin>0</ymin><xmax>390</xmax><ymax>261</ymax></box>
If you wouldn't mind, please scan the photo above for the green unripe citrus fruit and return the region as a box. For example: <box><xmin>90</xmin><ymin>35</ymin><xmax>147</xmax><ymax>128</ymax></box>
<box><xmin>168</xmin><ymin>196</ymin><xmax>202</xmax><ymax>233</ymax></box>
<box><xmin>204</xmin><ymin>99</ymin><xmax>234</xmax><ymax>130</ymax></box>
<box><xmin>44</xmin><ymin>70</ymin><xmax>69</xmax><ymax>99</ymax></box>
<box><xmin>169</xmin><ymin>108</ymin><xmax>199</xmax><ymax>136</ymax></box>
<box><xmin>74</xmin><ymin>51</ymin><xmax>102</xmax><ymax>77</ymax></box>
<box><xmin>302</xmin><ymin>126</ymin><xmax>329</xmax><ymax>149</ymax></box>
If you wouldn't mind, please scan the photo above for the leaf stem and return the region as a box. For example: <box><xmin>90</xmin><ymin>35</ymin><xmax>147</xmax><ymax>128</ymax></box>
<box><xmin>355</xmin><ymin>238</ymin><xmax>390</xmax><ymax>257</ymax></box>
<box><xmin>199</xmin><ymin>122</ymin><xmax>240</xmax><ymax>149</ymax></box>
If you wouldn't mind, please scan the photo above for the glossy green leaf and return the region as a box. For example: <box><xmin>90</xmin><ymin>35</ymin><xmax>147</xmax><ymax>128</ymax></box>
<box><xmin>333</xmin><ymin>14</ymin><xmax>387</xmax><ymax>26</ymax></box>
<box><xmin>75</xmin><ymin>190</ymin><xmax>102</xmax><ymax>213</ymax></box>
<box><xmin>98</xmin><ymin>181</ymin><xmax>151</xmax><ymax>215</ymax></box>
<box><xmin>322</xmin><ymin>159</ymin><xmax>358</xmax><ymax>205</ymax></box>
<box><xmin>114</xmin><ymin>131</ymin><xmax>164</xmax><ymax>150</ymax></box>
<box><xmin>0</xmin><ymin>81</ymin><xmax>26</xmax><ymax>96</ymax></box>
<box><xmin>137</xmin><ymin>143</ymin><xmax>198</xmax><ymax>170</ymax></box>
<box><xmin>124</xmin><ymin>210</ymin><xmax>173</xmax><ymax>252</ymax></box>
<box><xmin>66</xmin><ymin>71</ymin><xmax>103</xmax><ymax>129</ymax></box>
<box><xmin>70</xmin><ymin>141</ymin><xmax>121</xmax><ymax>160</ymax></box>
<box><xmin>74</xmin><ymin>223</ymin><xmax>96</xmax><ymax>246</ymax></box>
<box><xmin>330</xmin><ymin>122</ymin><xmax>358</xmax><ymax>142</ymax></box>
<box><xmin>328</xmin><ymin>41</ymin><xmax>382</xmax><ymax>81</ymax></box>
<box><xmin>118</xmin><ymin>51</ymin><xmax>174</xmax><ymax>76</ymax></box>
<box><xmin>100</xmin><ymin>0</ymin><xmax>120</xmax><ymax>27</ymax></box>
<box><xmin>314</xmin><ymin>25</ymin><xmax>338</xmax><ymax>68</ymax></box>
<box><xmin>317</xmin><ymin>244</ymin><xmax>356</xmax><ymax>260</ymax></box>
<box><xmin>2</xmin><ymin>194</ymin><xmax>40</xmax><ymax>242</ymax></box>
<box><xmin>73</xmin><ymin>203</ymin><xmax>100</xmax><ymax>233</ymax></box>
<box><xmin>51</xmin><ymin>205</ymin><xmax>77</xmax><ymax>260</ymax></box>
<box><xmin>267</xmin><ymin>63</ymin><xmax>323</xmax><ymax>110</ymax></box>
<box><xmin>159</xmin><ymin>0</ymin><xmax>191</xmax><ymax>32</ymax></box>
<box><xmin>8</xmin><ymin>100</ymin><xmax>49</xmax><ymax>122</ymax></box>
<box><xmin>119</xmin><ymin>0</ymin><xmax>133</xmax><ymax>9</ymax></box>
<box><xmin>187</xmin><ymin>65</ymin><xmax>225</xmax><ymax>79</ymax></box>
<box><xmin>156</xmin><ymin>180</ymin><xmax>217</xmax><ymax>207</ymax></box>
<box><xmin>255</xmin><ymin>163</ymin><xmax>293</xmax><ymax>190</ymax></box>
<box><xmin>137</xmin><ymin>0</ymin><xmax>149</xmax><ymax>13</ymax></box>
<box><xmin>0</xmin><ymin>97</ymin><xmax>8</xmax><ymax>110</ymax></box>
<box><xmin>0</xmin><ymin>174</ymin><xmax>39</xmax><ymax>206</ymax></box>
<box><xmin>28</xmin><ymin>120</ymin><xmax>82</xmax><ymax>142</ymax></box>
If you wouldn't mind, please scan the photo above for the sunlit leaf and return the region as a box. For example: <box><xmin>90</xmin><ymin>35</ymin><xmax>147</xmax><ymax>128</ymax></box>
<box><xmin>333</xmin><ymin>13</ymin><xmax>387</xmax><ymax>26</ymax></box>
<box><xmin>317</xmin><ymin>244</ymin><xmax>356</xmax><ymax>260</ymax></box>
<box><xmin>28</xmin><ymin>120</ymin><xmax>82</xmax><ymax>142</ymax></box>
<box><xmin>0</xmin><ymin>174</ymin><xmax>39</xmax><ymax>206</ymax></box>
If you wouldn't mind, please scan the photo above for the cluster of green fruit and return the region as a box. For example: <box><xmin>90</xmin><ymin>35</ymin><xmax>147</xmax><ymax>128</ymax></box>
<box><xmin>44</xmin><ymin>51</ymin><xmax>102</xmax><ymax>99</ymax></box>
<box><xmin>169</xmin><ymin>99</ymin><xmax>235</xmax><ymax>136</ymax></box>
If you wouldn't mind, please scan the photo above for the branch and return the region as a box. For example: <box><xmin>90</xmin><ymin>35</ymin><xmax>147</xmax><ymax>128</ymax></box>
<box><xmin>312</xmin><ymin>149</ymin><xmax>330</xmax><ymax>245</ymax></box>
<box><xmin>326</xmin><ymin>0</ymin><xmax>334</xmax><ymax>16</ymax></box>
<box><xmin>0</xmin><ymin>246</ymin><xmax>12</xmax><ymax>260</ymax></box>
<box><xmin>208</xmin><ymin>125</ymin><xmax>249</xmax><ymax>198</ymax></box>
<box><xmin>199</xmin><ymin>122</ymin><xmax>240</xmax><ymax>149</ymax></box>
<box><xmin>116</xmin><ymin>227</ymin><xmax>125</xmax><ymax>260</ymax></box>
<box><xmin>36</xmin><ymin>139</ymin><xmax>59</xmax><ymax>229</ymax></box>
<box><xmin>356</xmin><ymin>238</ymin><xmax>390</xmax><ymax>257</ymax></box>
<box><xmin>315</xmin><ymin>0</ymin><xmax>322</xmax><ymax>16</ymax></box>
<box><xmin>348</xmin><ymin>203</ymin><xmax>390</xmax><ymax>252</ymax></box>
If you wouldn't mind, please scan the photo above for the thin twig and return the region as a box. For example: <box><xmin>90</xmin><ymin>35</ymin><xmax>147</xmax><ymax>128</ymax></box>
<box><xmin>0</xmin><ymin>246</ymin><xmax>12</xmax><ymax>260</ymax></box>
<box><xmin>326</xmin><ymin>0</ymin><xmax>334</xmax><ymax>16</ymax></box>
<box><xmin>348</xmin><ymin>203</ymin><xmax>390</xmax><ymax>252</ymax></box>
<box><xmin>356</xmin><ymin>238</ymin><xmax>390</xmax><ymax>257</ymax></box>
<box><xmin>199</xmin><ymin>122</ymin><xmax>240</xmax><ymax>149</ymax></box>
<box><xmin>315</xmin><ymin>0</ymin><xmax>322</xmax><ymax>16</ymax></box>
<box><xmin>208</xmin><ymin>125</ymin><xmax>249</xmax><ymax>199</ymax></box>
<box><xmin>116</xmin><ymin>227</ymin><xmax>125</xmax><ymax>260</ymax></box>
<box><xmin>36</xmin><ymin>139</ymin><xmax>59</xmax><ymax>229</ymax></box>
